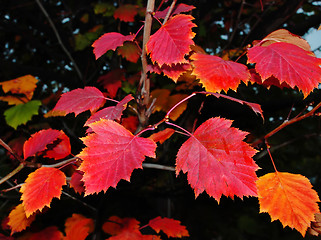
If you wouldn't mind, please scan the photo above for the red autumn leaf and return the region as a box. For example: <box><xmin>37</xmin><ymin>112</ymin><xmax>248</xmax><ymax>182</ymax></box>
<box><xmin>154</xmin><ymin>3</ymin><xmax>195</xmax><ymax>19</ymax></box>
<box><xmin>117</xmin><ymin>42</ymin><xmax>141</xmax><ymax>63</ymax></box>
<box><xmin>191</xmin><ymin>53</ymin><xmax>250</xmax><ymax>92</ymax></box>
<box><xmin>114</xmin><ymin>4</ymin><xmax>139</xmax><ymax>22</ymax></box>
<box><xmin>70</xmin><ymin>171</ymin><xmax>85</xmax><ymax>194</ymax></box>
<box><xmin>102</xmin><ymin>216</ymin><xmax>140</xmax><ymax>236</ymax></box>
<box><xmin>8</xmin><ymin>203</ymin><xmax>36</xmax><ymax>234</ymax></box>
<box><xmin>146</xmin><ymin>14</ymin><xmax>196</xmax><ymax>66</ymax></box>
<box><xmin>23</xmin><ymin>129</ymin><xmax>61</xmax><ymax>159</ymax></box>
<box><xmin>0</xmin><ymin>233</ymin><xmax>13</xmax><ymax>240</ymax></box>
<box><xmin>121</xmin><ymin>116</ymin><xmax>139</xmax><ymax>133</ymax></box>
<box><xmin>53</xmin><ymin>87</ymin><xmax>106</xmax><ymax>116</ymax></box>
<box><xmin>247</xmin><ymin>42</ymin><xmax>321</xmax><ymax>97</ymax></box>
<box><xmin>249</xmin><ymin>68</ymin><xmax>291</xmax><ymax>89</ymax></box>
<box><xmin>85</xmin><ymin>94</ymin><xmax>134</xmax><ymax>126</ymax></box>
<box><xmin>20</xmin><ymin>167</ymin><xmax>66</xmax><ymax>217</ymax></box>
<box><xmin>97</xmin><ymin>69</ymin><xmax>125</xmax><ymax>98</ymax></box>
<box><xmin>149</xmin><ymin>128</ymin><xmax>175</xmax><ymax>144</ymax></box>
<box><xmin>256</xmin><ymin>172</ymin><xmax>320</xmax><ymax>236</ymax></box>
<box><xmin>44</xmin><ymin>131</ymin><xmax>71</xmax><ymax>160</ymax></box>
<box><xmin>64</xmin><ymin>214</ymin><xmax>94</xmax><ymax>240</ymax></box>
<box><xmin>176</xmin><ymin>117</ymin><xmax>258</xmax><ymax>201</ymax></box>
<box><xmin>147</xmin><ymin>63</ymin><xmax>191</xmax><ymax>82</ymax></box>
<box><xmin>148</xmin><ymin>216</ymin><xmax>189</xmax><ymax>238</ymax></box>
<box><xmin>78</xmin><ymin>119</ymin><xmax>156</xmax><ymax>195</ymax></box>
<box><xmin>29</xmin><ymin>226</ymin><xmax>63</xmax><ymax>240</ymax></box>
<box><xmin>92</xmin><ymin>32</ymin><xmax>135</xmax><ymax>59</ymax></box>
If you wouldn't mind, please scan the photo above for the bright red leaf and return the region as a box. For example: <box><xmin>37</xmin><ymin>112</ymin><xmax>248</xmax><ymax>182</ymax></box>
<box><xmin>176</xmin><ymin>117</ymin><xmax>258</xmax><ymax>201</ymax></box>
<box><xmin>154</xmin><ymin>3</ymin><xmax>195</xmax><ymax>19</ymax></box>
<box><xmin>97</xmin><ymin>69</ymin><xmax>125</xmax><ymax>98</ymax></box>
<box><xmin>64</xmin><ymin>214</ymin><xmax>94</xmax><ymax>240</ymax></box>
<box><xmin>147</xmin><ymin>63</ymin><xmax>191</xmax><ymax>82</ymax></box>
<box><xmin>92</xmin><ymin>32</ymin><xmax>135</xmax><ymax>59</ymax></box>
<box><xmin>8</xmin><ymin>203</ymin><xmax>36</xmax><ymax>234</ymax></box>
<box><xmin>78</xmin><ymin>119</ymin><xmax>156</xmax><ymax>195</ymax></box>
<box><xmin>44</xmin><ymin>131</ymin><xmax>71</xmax><ymax>160</ymax></box>
<box><xmin>148</xmin><ymin>216</ymin><xmax>189</xmax><ymax>238</ymax></box>
<box><xmin>191</xmin><ymin>53</ymin><xmax>250</xmax><ymax>92</ymax></box>
<box><xmin>85</xmin><ymin>94</ymin><xmax>134</xmax><ymax>126</ymax></box>
<box><xmin>20</xmin><ymin>167</ymin><xmax>66</xmax><ymax>217</ymax></box>
<box><xmin>114</xmin><ymin>4</ymin><xmax>139</xmax><ymax>22</ymax></box>
<box><xmin>23</xmin><ymin>129</ymin><xmax>61</xmax><ymax>159</ymax></box>
<box><xmin>146</xmin><ymin>14</ymin><xmax>196</xmax><ymax>66</ymax></box>
<box><xmin>257</xmin><ymin>172</ymin><xmax>320</xmax><ymax>236</ymax></box>
<box><xmin>70</xmin><ymin>171</ymin><xmax>85</xmax><ymax>194</ymax></box>
<box><xmin>247</xmin><ymin>42</ymin><xmax>321</xmax><ymax>97</ymax></box>
<box><xmin>53</xmin><ymin>87</ymin><xmax>106</xmax><ymax>116</ymax></box>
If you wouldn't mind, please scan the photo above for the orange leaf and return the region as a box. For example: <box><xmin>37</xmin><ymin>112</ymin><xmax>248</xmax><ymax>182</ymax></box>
<box><xmin>114</xmin><ymin>4</ymin><xmax>139</xmax><ymax>22</ymax></box>
<box><xmin>0</xmin><ymin>96</ymin><xmax>27</xmax><ymax>105</ymax></box>
<box><xmin>64</xmin><ymin>214</ymin><xmax>94</xmax><ymax>240</ymax></box>
<box><xmin>146</xmin><ymin>14</ymin><xmax>196</xmax><ymax>66</ymax></box>
<box><xmin>8</xmin><ymin>204</ymin><xmax>36</xmax><ymax>234</ymax></box>
<box><xmin>148</xmin><ymin>216</ymin><xmax>189</xmax><ymax>238</ymax></box>
<box><xmin>0</xmin><ymin>75</ymin><xmax>38</xmax><ymax>100</ymax></box>
<box><xmin>149</xmin><ymin>128</ymin><xmax>175</xmax><ymax>144</ymax></box>
<box><xmin>176</xmin><ymin>117</ymin><xmax>258</xmax><ymax>201</ymax></box>
<box><xmin>20</xmin><ymin>167</ymin><xmax>66</xmax><ymax>217</ymax></box>
<box><xmin>256</xmin><ymin>172</ymin><xmax>320</xmax><ymax>236</ymax></box>
<box><xmin>78</xmin><ymin>119</ymin><xmax>156</xmax><ymax>195</ymax></box>
<box><xmin>191</xmin><ymin>53</ymin><xmax>250</xmax><ymax>92</ymax></box>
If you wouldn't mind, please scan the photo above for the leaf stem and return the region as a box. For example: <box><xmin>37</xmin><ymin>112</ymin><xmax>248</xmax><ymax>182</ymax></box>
<box><xmin>165</xmin><ymin>121</ymin><xmax>192</xmax><ymax>137</ymax></box>
<box><xmin>165</xmin><ymin>93</ymin><xmax>197</xmax><ymax>119</ymax></box>
<box><xmin>265</xmin><ymin>140</ymin><xmax>278</xmax><ymax>173</ymax></box>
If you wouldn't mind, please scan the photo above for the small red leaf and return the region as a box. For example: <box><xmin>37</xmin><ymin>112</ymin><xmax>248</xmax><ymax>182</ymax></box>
<box><xmin>114</xmin><ymin>4</ymin><xmax>139</xmax><ymax>22</ymax></box>
<box><xmin>92</xmin><ymin>33</ymin><xmax>135</xmax><ymax>59</ymax></box>
<box><xmin>117</xmin><ymin>42</ymin><xmax>141</xmax><ymax>63</ymax></box>
<box><xmin>147</xmin><ymin>14</ymin><xmax>196</xmax><ymax>66</ymax></box>
<box><xmin>147</xmin><ymin>63</ymin><xmax>191</xmax><ymax>82</ymax></box>
<box><xmin>154</xmin><ymin>3</ymin><xmax>195</xmax><ymax>19</ymax></box>
<box><xmin>85</xmin><ymin>94</ymin><xmax>134</xmax><ymax>126</ymax></box>
<box><xmin>247</xmin><ymin>42</ymin><xmax>321</xmax><ymax>97</ymax></box>
<box><xmin>53</xmin><ymin>87</ymin><xmax>106</xmax><ymax>116</ymax></box>
<box><xmin>70</xmin><ymin>171</ymin><xmax>85</xmax><ymax>194</ymax></box>
<box><xmin>176</xmin><ymin>117</ymin><xmax>258</xmax><ymax>201</ymax></box>
<box><xmin>44</xmin><ymin>131</ymin><xmax>71</xmax><ymax>160</ymax></box>
<box><xmin>97</xmin><ymin>69</ymin><xmax>126</xmax><ymax>98</ymax></box>
<box><xmin>148</xmin><ymin>216</ymin><xmax>189</xmax><ymax>238</ymax></box>
<box><xmin>191</xmin><ymin>53</ymin><xmax>250</xmax><ymax>92</ymax></box>
<box><xmin>78</xmin><ymin>119</ymin><xmax>156</xmax><ymax>195</ymax></box>
<box><xmin>23</xmin><ymin>129</ymin><xmax>61</xmax><ymax>159</ymax></box>
<box><xmin>20</xmin><ymin>167</ymin><xmax>66</xmax><ymax>217</ymax></box>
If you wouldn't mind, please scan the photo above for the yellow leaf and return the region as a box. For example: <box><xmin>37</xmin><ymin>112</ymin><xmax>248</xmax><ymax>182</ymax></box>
<box><xmin>257</xmin><ymin>172</ymin><xmax>320</xmax><ymax>236</ymax></box>
<box><xmin>0</xmin><ymin>96</ymin><xmax>27</xmax><ymax>105</ymax></box>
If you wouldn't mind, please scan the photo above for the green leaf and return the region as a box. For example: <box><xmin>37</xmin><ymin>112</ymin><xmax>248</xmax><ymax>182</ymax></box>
<box><xmin>94</xmin><ymin>3</ymin><xmax>115</xmax><ymax>17</ymax></box>
<box><xmin>4</xmin><ymin>100</ymin><xmax>42</xmax><ymax>129</ymax></box>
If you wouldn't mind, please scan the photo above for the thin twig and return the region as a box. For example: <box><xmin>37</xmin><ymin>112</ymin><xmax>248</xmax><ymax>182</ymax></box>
<box><xmin>0</xmin><ymin>163</ymin><xmax>25</xmax><ymax>185</ymax></box>
<box><xmin>35</xmin><ymin>0</ymin><xmax>83</xmax><ymax>81</ymax></box>
<box><xmin>163</xmin><ymin>0</ymin><xmax>177</xmax><ymax>24</ymax></box>
<box><xmin>142</xmin><ymin>163</ymin><xmax>175</xmax><ymax>171</ymax></box>
<box><xmin>61</xmin><ymin>191</ymin><xmax>97</xmax><ymax>213</ymax></box>
<box><xmin>0</xmin><ymin>138</ymin><xmax>24</xmax><ymax>162</ymax></box>
<box><xmin>41</xmin><ymin>157</ymin><xmax>78</xmax><ymax>168</ymax></box>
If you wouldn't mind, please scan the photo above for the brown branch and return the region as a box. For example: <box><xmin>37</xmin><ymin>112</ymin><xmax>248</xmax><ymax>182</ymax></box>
<box><xmin>163</xmin><ymin>0</ymin><xmax>177</xmax><ymax>24</ymax></box>
<box><xmin>0</xmin><ymin>163</ymin><xmax>25</xmax><ymax>186</ymax></box>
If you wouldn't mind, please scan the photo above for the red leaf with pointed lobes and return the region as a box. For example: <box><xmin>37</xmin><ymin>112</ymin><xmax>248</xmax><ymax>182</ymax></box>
<box><xmin>257</xmin><ymin>172</ymin><xmax>320</xmax><ymax>236</ymax></box>
<box><xmin>247</xmin><ymin>42</ymin><xmax>321</xmax><ymax>97</ymax></box>
<box><xmin>23</xmin><ymin>129</ymin><xmax>61</xmax><ymax>159</ymax></box>
<box><xmin>78</xmin><ymin>119</ymin><xmax>156</xmax><ymax>195</ymax></box>
<box><xmin>53</xmin><ymin>87</ymin><xmax>106</xmax><ymax>116</ymax></box>
<box><xmin>176</xmin><ymin>117</ymin><xmax>258</xmax><ymax>201</ymax></box>
<box><xmin>146</xmin><ymin>14</ymin><xmax>196</xmax><ymax>67</ymax></box>
<box><xmin>92</xmin><ymin>32</ymin><xmax>135</xmax><ymax>59</ymax></box>
<box><xmin>147</xmin><ymin>63</ymin><xmax>191</xmax><ymax>82</ymax></box>
<box><xmin>249</xmin><ymin>68</ymin><xmax>291</xmax><ymax>89</ymax></box>
<box><xmin>8</xmin><ymin>203</ymin><xmax>36</xmax><ymax>234</ymax></box>
<box><xmin>154</xmin><ymin>3</ymin><xmax>195</xmax><ymax>19</ymax></box>
<box><xmin>97</xmin><ymin>69</ymin><xmax>125</xmax><ymax>98</ymax></box>
<box><xmin>44</xmin><ymin>131</ymin><xmax>71</xmax><ymax>160</ymax></box>
<box><xmin>114</xmin><ymin>4</ymin><xmax>139</xmax><ymax>22</ymax></box>
<box><xmin>20</xmin><ymin>167</ymin><xmax>66</xmax><ymax>217</ymax></box>
<box><xmin>191</xmin><ymin>53</ymin><xmax>250</xmax><ymax>92</ymax></box>
<box><xmin>148</xmin><ymin>216</ymin><xmax>189</xmax><ymax>238</ymax></box>
<box><xmin>85</xmin><ymin>94</ymin><xmax>134</xmax><ymax>126</ymax></box>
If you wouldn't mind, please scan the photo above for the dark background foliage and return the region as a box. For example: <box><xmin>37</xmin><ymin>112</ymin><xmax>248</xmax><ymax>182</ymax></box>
<box><xmin>1</xmin><ymin>0</ymin><xmax>321</xmax><ymax>239</ymax></box>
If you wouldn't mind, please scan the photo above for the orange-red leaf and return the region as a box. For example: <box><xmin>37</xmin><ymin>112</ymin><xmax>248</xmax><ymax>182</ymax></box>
<box><xmin>247</xmin><ymin>42</ymin><xmax>321</xmax><ymax>97</ymax></box>
<box><xmin>23</xmin><ymin>129</ymin><xmax>61</xmax><ymax>159</ymax></box>
<box><xmin>85</xmin><ymin>94</ymin><xmax>134</xmax><ymax>126</ymax></box>
<box><xmin>149</xmin><ymin>128</ymin><xmax>175</xmax><ymax>144</ymax></box>
<box><xmin>20</xmin><ymin>167</ymin><xmax>66</xmax><ymax>217</ymax></box>
<box><xmin>92</xmin><ymin>32</ymin><xmax>135</xmax><ymax>59</ymax></box>
<box><xmin>154</xmin><ymin>3</ymin><xmax>195</xmax><ymax>19</ymax></box>
<box><xmin>146</xmin><ymin>14</ymin><xmax>196</xmax><ymax>66</ymax></box>
<box><xmin>147</xmin><ymin>63</ymin><xmax>191</xmax><ymax>82</ymax></box>
<box><xmin>97</xmin><ymin>69</ymin><xmax>125</xmax><ymax>98</ymax></box>
<box><xmin>53</xmin><ymin>87</ymin><xmax>106</xmax><ymax>116</ymax></box>
<box><xmin>191</xmin><ymin>53</ymin><xmax>250</xmax><ymax>92</ymax></box>
<box><xmin>44</xmin><ymin>131</ymin><xmax>71</xmax><ymax>160</ymax></box>
<box><xmin>102</xmin><ymin>216</ymin><xmax>140</xmax><ymax>236</ymax></box>
<box><xmin>70</xmin><ymin>171</ymin><xmax>85</xmax><ymax>194</ymax></box>
<box><xmin>256</xmin><ymin>172</ymin><xmax>320</xmax><ymax>236</ymax></box>
<box><xmin>176</xmin><ymin>117</ymin><xmax>258</xmax><ymax>201</ymax></box>
<box><xmin>29</xmin><ymin>226</ymin><xmax>63</xmax><ymax>240</ymax></box>
<box><xmin>148</xmin><ymin>216</ymin><xmax>189</xmax><ymax>238</ymax></box>
<box><xmin>8</xmin><ymin>204</ymin><xmax>36</xmax><ymax>234</ymax></box>
<box><xmin>78</xmin><ymin>119</ymin><xmax>156</xmax><ymax>195</ymax></box>
<box><xmin>64</xmin><ymin>214</ymin><xmax>94</xmax><ymax>240</ymax></box>
<box><xmin>114</xmin><ymin>4</ymin><xmax>138</xmax><ymax>22</ymax></box>
<box><xmin>117</xmin><ymin>42</ymin><xmax>141</xmax><ymax>63</ymax></box>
